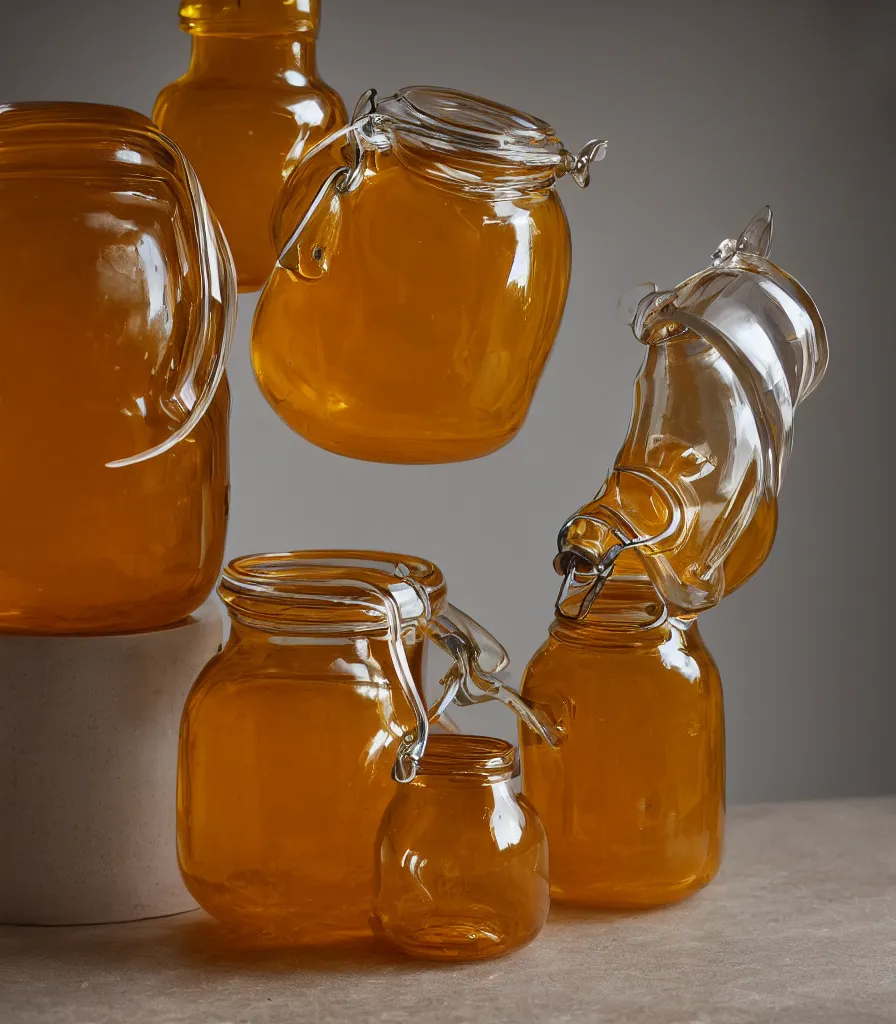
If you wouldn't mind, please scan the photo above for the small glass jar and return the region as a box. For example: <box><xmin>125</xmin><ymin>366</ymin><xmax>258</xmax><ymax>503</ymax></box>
<box><xmin>251</xmin><ymin>87</ymin><xmax>606</xmax><ymax>463</ymax></box>
<box><xmin>154</xmin><ymin>0</ymin><xmax>347</xmax><ymax>291</ymax></box>
<box><xmin>374</xmin><ymin>734</ymin><xmax>549</xmax><ymax>961</ymax></box>
<box><xmin>521</xmin><ymin>578</ymin><xmax>724</xmax><ymax>908</ymax></box>
<box><xmin>178</xmin><ymin>550</ymin><xmax>512</xmax><ymax>943</ymax></box>
<box><xmin>0</xmin><ymin>103</ymin><xmax>235</xmax><ymax>635</ymax></box>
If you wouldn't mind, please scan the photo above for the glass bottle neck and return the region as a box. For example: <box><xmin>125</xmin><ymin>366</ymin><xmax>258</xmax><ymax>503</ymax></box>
<box><xmin>188</xmin><ymin>33</ymin><xmax>318</xmax><ymax>80</ymax></box>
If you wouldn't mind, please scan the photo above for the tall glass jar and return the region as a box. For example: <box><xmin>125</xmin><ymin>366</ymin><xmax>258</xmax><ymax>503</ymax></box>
<box><xmin>374</xmin><ymin>734</ymin><xmax>549</xmax><ymax>961</ymax></box>
<box><xmin>154</xmin><ymin>0</ymin><xmax>347</xmax><ymax>291</ymax></box>
<box><xmin>178</xmin><ymin>550</ymin><xmax>512</xmax><ymax>943</ymax></box>
<box><xmin>0</xmin><ymin>103</ymin><xmax>234</xmax><ymax>635</ymax></box>
<box><xmin>252</xmin><ymin>87</ymin><xmax>606</xmax><ymax>463</ymax></box>
<box><xmin>520</xmin><ymin>577</ymin><xmax>725</xmax><ymax>908</ymax></box>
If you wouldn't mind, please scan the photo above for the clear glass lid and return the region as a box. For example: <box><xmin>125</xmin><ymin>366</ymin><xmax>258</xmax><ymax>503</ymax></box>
<box><xmin>346</xmin><ymin>86</ymin><xmax>607</xmax><ymax>194</ymax></box>
<box><xmin>376</xmin><ymin>87</ymin><xmax>569</xmax><ymax>169</ymax></box>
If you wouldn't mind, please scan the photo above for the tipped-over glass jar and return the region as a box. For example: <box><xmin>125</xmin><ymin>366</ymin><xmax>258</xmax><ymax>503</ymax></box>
<box><xmin>154</xmin><ymin>0</ymin><xmax>346</xmax><ymax>291</ymax></box>
<box><xmin>374</xmin><ymin>734</ymin><xmax>549</xmax><ymax>961</ymax></box>
<box><xmin>0</xmin><ymin>102</ymin><xmax>235</xmax><ymax>635</ymax></box>
<box><xmin>177</xmin><ymin>550</ymin><xmax>521</xmax><ymax>943</ymax></box>
<box><xmin>251</xmin><ymin>86</ymin><xmax>606</xmax><ymax>463</ymax></box>
<box><xmin>521</xmin><ymin>575</ymin><xmax>724</xmax><ymax>908</ymax></box>
<box><xmin>554</xmin><ymin>208</ymin><xmax>829</xmax><ymax>621</ymax></box>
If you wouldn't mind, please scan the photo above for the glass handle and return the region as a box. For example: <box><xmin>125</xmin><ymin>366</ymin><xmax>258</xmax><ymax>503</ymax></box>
<box><xmin>106</xmin><ymin>135</ymin><xmax>236</xmax><ymax>468</ymax></box>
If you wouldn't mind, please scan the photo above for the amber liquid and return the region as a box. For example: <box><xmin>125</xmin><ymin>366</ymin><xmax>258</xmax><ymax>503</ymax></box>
<box><xmin>154</xmin><ymin>7</ymin><xmax>346</xmax><ymax>292</ymax></box>
<box><xmin>374</xmin><ymin>737</ymin><xmax>549</xmax><ymax>961</ymax></box>
<box><xmin>521</xmin><ymin>582</ymin><xmax>725</xmax><ymax>907</ymax></box>
<box><xmin>0</xmin><ymin>149</ymin><xmax>229</xmax><ymax>634</ymax></box>
<box><xmin>178</xmin><ymin>626</ymin><xmax>419</xmax><ymax>943</ymax></box>
<box><xmin>252</xmin><ymin>150</ymin><xmax>572</xmax><ymax>463</ymax></box>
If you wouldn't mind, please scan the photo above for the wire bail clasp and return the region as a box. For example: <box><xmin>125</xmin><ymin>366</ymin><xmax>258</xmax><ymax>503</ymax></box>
<box><xmin>390</xmin><ymin>604</ymin><xmax>562</xmax><ymax>785</ymax></box>
<box><xmin>277</xmin><ymin>88</ymin><xmax>390</xmax><ymax>275</ymax></box>
<box><xmin>559</xmin><ymin>138</ymin><xmax>608</xmax><ymax>189</ymax></box>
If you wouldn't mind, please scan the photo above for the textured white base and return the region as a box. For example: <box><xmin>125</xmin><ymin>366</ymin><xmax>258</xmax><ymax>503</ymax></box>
<box><xmin>0</xmin><ymin>603</ymin><xmax>223</xmax><ymax>925</ymax></box>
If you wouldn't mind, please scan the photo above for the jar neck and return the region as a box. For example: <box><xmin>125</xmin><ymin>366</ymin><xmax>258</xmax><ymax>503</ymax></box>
<box><xmin>226</xmin><ymin>617</ymin><xmax>420</xmax><ymax>649</ymax></box>
<box><xmin>188</xmin><ymin>33</ymin><xmax>318</xmax><ymax>79</ymax></box>
<box><xmin>549</xmin><ymin>578</ymin><xmax>695</xmax><ymax>649</ymax></box>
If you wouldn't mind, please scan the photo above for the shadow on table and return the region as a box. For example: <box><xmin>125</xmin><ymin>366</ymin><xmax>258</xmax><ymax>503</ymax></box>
<box><xmin>171</xmin><ymin>914</ymin><xmax>421</xmax><ymax>973</ymax></box>
<box><xmin>3</xmin><ymin>899</ymin><xmax>692</xmax><ymax>979</ymax></box>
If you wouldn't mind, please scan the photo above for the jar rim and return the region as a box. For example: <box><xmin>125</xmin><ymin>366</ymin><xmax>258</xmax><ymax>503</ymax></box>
<box><xmin>377</xmin><ymin>87</ymin><xmax>565</xmax><ymax>169</ymax></box>
<box><xmin>179</xmin><ymin>0</ymin><xmax>319</xmax><ymax>35</ymax></box>
<box><xmin>369</xmin><ymin>86</ymin><xmax>576</xmax><ymax>196</ymax></box>
<box><xmin>219</xmin><ymin>549</ymin><xmax>447</xmax><ymax>635</ymax></box>
<box><xmin>415</xmin><ymin>734</ymin><xmax>518</xmax><ymax>782</ymax></box>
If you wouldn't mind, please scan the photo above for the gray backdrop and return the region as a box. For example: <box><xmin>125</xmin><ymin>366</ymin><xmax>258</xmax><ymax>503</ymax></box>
<box><xmin>3</xmin><ymin>0</ymin><xmax>894</xmax><ymax>804</ymax></box>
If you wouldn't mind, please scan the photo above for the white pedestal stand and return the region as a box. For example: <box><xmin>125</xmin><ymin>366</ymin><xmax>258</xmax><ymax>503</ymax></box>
<box><xmin>0</xmin><ymin>602</ymin><xmax>223</xmax><ymax>925</ymax></box>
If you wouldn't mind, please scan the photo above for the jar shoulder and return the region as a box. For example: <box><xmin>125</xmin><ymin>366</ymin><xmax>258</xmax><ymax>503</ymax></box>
<box><xmin>154</xmin><ymin>78</ymin><xmax>345</xmax><ymax>126</ymax></box>
<box><xmin>522</xmin><ymin>622</ymin><xmax>721</xmax><ymax>698</ymax></box>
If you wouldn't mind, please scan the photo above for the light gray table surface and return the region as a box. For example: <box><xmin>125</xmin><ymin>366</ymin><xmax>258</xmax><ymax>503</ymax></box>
<box><xmin>2</xmin><ymin>797</ymin><xmax>894</xmax><ymax>1024</ymax></box>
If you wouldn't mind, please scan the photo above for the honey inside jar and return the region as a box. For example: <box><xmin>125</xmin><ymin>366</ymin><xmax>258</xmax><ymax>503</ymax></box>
<box><xmin>177</xmin><ymin>551</ymin><xmax>446</xmax><ymax>943</ymax></box>
<box><xmin>374</xmin><ymin>734</ymin><xmax>550</xmax><ymax>960</ymax></box>
<box><xmin>0</xmin><ymin>103</ymin><xmax>233</xmax><ymax>635</ymax></box>
<box><xmin>521</xmin><ymin>577</ymin><xmax>725</xmax><ymax>908</ymax></box>
<box><xmin>154</xmin><ymin>0</ymin><xmax>346</xmax><ymax>291</ymax></box>
<box><xmin>252</xmin><ymin>87</ymin><xmax>605</xmax><ymax>463</ymax></box>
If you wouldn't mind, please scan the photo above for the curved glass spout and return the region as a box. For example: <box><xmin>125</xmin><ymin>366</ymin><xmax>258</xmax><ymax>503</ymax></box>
<box><xmin>557</xmin><ymin>208</ymin><xmax>829</xmax><ymax>619</ymax></box>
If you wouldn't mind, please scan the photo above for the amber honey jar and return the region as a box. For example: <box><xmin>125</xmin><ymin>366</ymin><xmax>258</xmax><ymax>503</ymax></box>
<box><xmin>0</xmin><ymin>103</ymin><xmax>234</xmax><ymax>635</ymax></box>
<box><xmin>374</xmin><ymin>734</ymin><xmax>549</xmax><ymax>961</ymax></box>
<box><xmin>154</xmin><ymin>0</ymin><xmax>346</xmax><ymax>291</ymax></box>
<box><xmin>521</xmin><ymin>576</ymin><xmax>725</xmax><ymax>908</ymax></box>
<box><xmin>520</xmin><ymin>211</ymin><xmax>828</xmax><ymax>908</ymax></box>
<box><xmin>251</xmin><ymin>87</ymin><xmax>607</xmax><ymax>463</ymax></box>
<box><xmin>177</xmin><ymin>550</ymin><xmax>520</xmax><ymax>943</ymax></box>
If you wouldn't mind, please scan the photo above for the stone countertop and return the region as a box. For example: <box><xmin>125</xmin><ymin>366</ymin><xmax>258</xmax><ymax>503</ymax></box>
<box><xmin>1</xmin><ymin>798</ymin><xmax>894</xmax><ymax>1024</ymax></box>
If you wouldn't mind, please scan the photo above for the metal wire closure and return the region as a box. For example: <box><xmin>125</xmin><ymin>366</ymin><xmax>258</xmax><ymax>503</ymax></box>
<box><xmin>559</xmin><ymin>138</ymin><xmax>609</xmax><ymax>188</ymax></box>
<box><xmin>419</xmin><ymin>605</ymin><xmax>563</xmax><ymax>753</ymax></box>
<box><xmin>554</xmin><ymin>467</ymin><xmax>685</xmax><ymax>620</ymax></box>
<box><xmin>277</xmin><ymin>86</ymin><xmax>607</xmax><ymax>268</ymax></box>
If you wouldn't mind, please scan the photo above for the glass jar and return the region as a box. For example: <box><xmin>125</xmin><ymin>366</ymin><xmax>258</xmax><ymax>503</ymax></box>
<box><xmin>374</xmin><ymin>734</ymin><xmax>549</xmax><ymax>961</ymax></box>
<box><xmin>554</xmin><ymin>208</ymin><xmax>829</xmax><ymax>620</ymax></box>
<box><xmin>520</xmin><ymin>578</ymin><xmax>724</xmax><ymax>908</ymax></box>
<box><xmin>177</xmin><ymin>550</ymin><xmax>515</xmax><ymax>943</ymax></box>
<box><xmin>154</xmin><ymin>0</ymin><xmax>347</xmax><ymax>292</ymax></box>
<box><xmin>251</xmin><ymin>87</ymin><xmax>606</xmax><ymax>463</ymax></box>
<box><xmin>0</xmin><ymin>103</ymin><xmax>235</xmax><ymax>635</ymax></box>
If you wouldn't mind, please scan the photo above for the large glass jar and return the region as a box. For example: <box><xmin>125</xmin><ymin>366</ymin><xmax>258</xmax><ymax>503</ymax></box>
<box><xmin>0</xmin><ymin>103</ymin><xmax>235</xmax><ymax>635</ymax></box>
<box><xmin>154</xmin><ymin>0</ymin><xmax>347</xmax><ymax>291</ymax></box>
<box><xmin>251</xmin><ymin>87</ymin><xmax>606</xmax><ymax>463</ymax></box>
<box><xmin>374</xmin><ymin>734</ymin><xmax>549</xmax><ymax>961</ymax></box>
<box><xmin>178</xmin><ymin>550</ymin><xmax>511</xmax><ymax>943</ymax></box>
<box><xmin>520</xmin><ymin>578</ymin><xmax>725</xmax><ymax>908</ymax></box>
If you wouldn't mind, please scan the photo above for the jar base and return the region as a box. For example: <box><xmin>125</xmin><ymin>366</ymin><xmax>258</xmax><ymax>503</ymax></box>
<box><xmin>180</xmin><ymin>872</ymin><xmax>376</xmax><ymax>947</ymax></box>
<box><xmin>283</xmin><ymin>418</ymin><xmax>522</xmax><ymax>465</ymax></box>
<box><xmin>379</xmin><ymin>916</ymin><xmax>536</xmax><ymax>962</ymax></box>
<box><xmin>550</xmin><ymin>869</ymin><xmax>719</xmax><ymax>910</ymax></box>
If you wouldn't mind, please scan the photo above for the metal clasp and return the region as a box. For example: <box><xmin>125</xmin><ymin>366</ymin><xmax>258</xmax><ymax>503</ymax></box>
<box><xmin>277</xmin><ymin>89</ymin><xmax>392</xmax><ymax>274</ymax></box>
<box><xmin>560</xmin><ymin>138</ymin><xmax>608</xmax><ymax>189</ymax></box>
